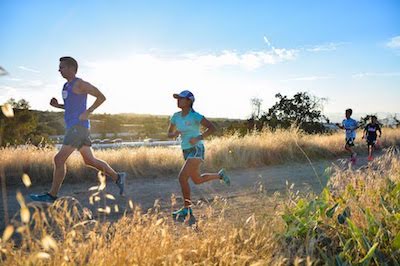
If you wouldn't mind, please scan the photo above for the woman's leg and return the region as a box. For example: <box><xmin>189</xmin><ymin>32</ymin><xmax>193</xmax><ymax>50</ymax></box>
<box><xmin>178</xmin><ymin>158</ymin><xmax>202</xmax><ymax>207</ymax></box>
<box><xmin>179</xmin><ymin>158</ymin><xmax>224</xmax><ymax>207</ymax></box>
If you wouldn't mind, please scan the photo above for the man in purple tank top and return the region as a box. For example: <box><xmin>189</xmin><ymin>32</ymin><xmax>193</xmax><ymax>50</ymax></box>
<box><xmin>30</xmin><ymin>57</ymin><xmax>126</xmax><ymax>203</ymax></box>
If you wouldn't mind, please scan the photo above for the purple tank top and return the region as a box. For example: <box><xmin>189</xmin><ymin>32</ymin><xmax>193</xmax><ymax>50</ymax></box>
<box><xmin>62</xmin><ymin>78</ymin><xmax>90</xmax><ymax>129</ymax></box>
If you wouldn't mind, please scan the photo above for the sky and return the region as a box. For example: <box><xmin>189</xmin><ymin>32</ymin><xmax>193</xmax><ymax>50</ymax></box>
<box><xmin>1</xmin><ymin>0</ymin><xmax>399</xmax><ymax>121</ymax></box>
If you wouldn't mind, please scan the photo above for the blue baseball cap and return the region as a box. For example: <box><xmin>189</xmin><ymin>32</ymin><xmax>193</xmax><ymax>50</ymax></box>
<box><xmin>173</xmin><ymin>90</ymin><xmax>195</xmax><ymax>102</ymax></box>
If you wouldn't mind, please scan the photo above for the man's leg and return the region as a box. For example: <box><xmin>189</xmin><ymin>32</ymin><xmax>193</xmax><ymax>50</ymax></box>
<box><xmin>79</xmin><ymin>145</ymin><xmax>119</xmax><ymax>181</ymax></box>
<box><xmin>49</xmin><ymin>145</ymin><xmax>76</xmax><ymax>197</ymax></box>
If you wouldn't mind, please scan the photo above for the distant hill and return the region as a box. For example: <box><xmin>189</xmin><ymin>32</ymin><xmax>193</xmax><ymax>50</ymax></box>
<box><xmin>34</xmin><ymin>110</ymin><xmax>245</xmax><ymax>140</ymax></box>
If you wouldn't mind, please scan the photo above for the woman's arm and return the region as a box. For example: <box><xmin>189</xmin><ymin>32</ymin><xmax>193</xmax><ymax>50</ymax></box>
<box><xmin>189</xmin><ymin>117</ymin><xmax>217</xmax><ymax>145</ymax></box>
<box><xmin>167</xmin><ymin>123</ymin><xmax>180</xmax><ymax>138</ymax></box>
<box><xmin>199</xmin><ymin>117</ymin><xmax>216</xmax><ymax>139</ymax></box>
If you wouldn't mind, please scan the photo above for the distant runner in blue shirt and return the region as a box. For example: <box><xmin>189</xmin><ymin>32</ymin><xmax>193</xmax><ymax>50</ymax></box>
<box><xmin>30</xmin><ymin>57</ymin><xmax>126</xmax><ymax>203</ymax></box>
<box><xmin>337</xmin><ymin>108</ymin><xmax>359</xmax><ymax>164</ymax></box>
<box><xmin>168</xmin><ymin>90</ymin><xmax>230</xmax><ymax>220</ymax></box>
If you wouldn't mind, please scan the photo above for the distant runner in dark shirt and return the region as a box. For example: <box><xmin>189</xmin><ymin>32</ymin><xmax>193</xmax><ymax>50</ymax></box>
<box><xmin>363</xmin><ymin>115</ymin><xmax>382</xmax><ymax>161</ymax></box>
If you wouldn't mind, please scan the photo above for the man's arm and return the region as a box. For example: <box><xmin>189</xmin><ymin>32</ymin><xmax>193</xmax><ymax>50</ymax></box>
<box><xmin>75</xmin><ymin>80</ymin><xmax>106</xmax><ymax>120</ymax></box>
<box><xmin>336</xmin><ymin>122</ymin><xmax>344</xmax><ymax>129</ymax></box>
<box><xmin>50</xmin><ymin>98</ymin><xmax>65</xmax><ymax>109</ymax></box>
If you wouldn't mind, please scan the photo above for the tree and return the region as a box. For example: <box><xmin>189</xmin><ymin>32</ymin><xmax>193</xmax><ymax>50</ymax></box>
<box><xmin>359</xmin><ymin>115</ymin><xmax>373</xmax><ymax>129</ymax></box>
<box><xmin>7</xmin><ymin>98</ymin><xmax>31</xmax><ymax>109</ymax></box>
<box><xmin>394</xmin><ymin>115</ymin><xmax>400</xmax><ymax>128</ymax></box>
<box><xmin>250</xmin><ymin>97</ymin><xmax>263</xmax><ymax>119</ymax></box>
<box><xmin>90</xmin><ymin>114</ymin><xmax>123</xmax><ymax>136</ymax></box>
<box><xmin>0</xmin><ymin>98</ymin><xmax>38</xmax><ymax>146</ymax></box>
<box><xmin>258</xmin><ymin>92</ymin><xmax>328</xmax><ymax>133</ymax></box>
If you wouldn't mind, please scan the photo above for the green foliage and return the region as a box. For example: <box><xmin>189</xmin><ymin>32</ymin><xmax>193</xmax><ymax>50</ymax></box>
<box><xmin>259</xmin><ymin>92</ymin><xmax>327</xmax><ymax>133</ymax></box>
<box><xmin>282</xmin><ymin>175</ymin><xmax>400</xmax><ymax>264</ymax></box>
<box><xmin>91</xmin><ymin>114</ymin><xmax>124</xmax><ymax>135</ymax></box>
<box><xmin>359</xmin><ymin>114</ymin><xmax>383</xmax><ymax>129</ymax></box>
<box><xmin>7</xmin><ymin>98</ymin><xmax>30</xmax><ymax>109</ymax></box>
<box><xmin>1</xmin><ymin>100</ymin><xmax>241</xmax><ymax>146</ymax></box>
<box><xmin>242</xmin><ymin>92</ymin><xmax>328</xmax><ymax>134</ymax></box>
<box><xmin>0</xmin><ymin>100</ymin><xmax>38</xmax><ymax>146</ymax></box>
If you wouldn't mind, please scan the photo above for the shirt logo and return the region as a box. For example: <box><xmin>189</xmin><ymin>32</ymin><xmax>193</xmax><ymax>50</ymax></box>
<box><xmin>62</xmin><ymin>90</ymin><xmax>68</xmax><ymax>99</ymax></box>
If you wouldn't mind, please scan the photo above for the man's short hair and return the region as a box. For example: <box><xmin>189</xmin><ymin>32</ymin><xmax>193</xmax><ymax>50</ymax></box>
<box><xmin>60</xmin><ymin>56</ymin><xmax>78</xmax><ymax>73</ymax></box>
<box><xmin>346</xmin><ymin>108</ymin><xmax>353</xmax><ymax>116</ymax></box>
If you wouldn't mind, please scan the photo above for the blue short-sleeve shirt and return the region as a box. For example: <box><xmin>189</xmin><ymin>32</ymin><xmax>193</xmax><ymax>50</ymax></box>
<box><xmin>342</xmin><ymin>118</ymin><xmax>358</xmax><ymax>139</ymax></box>
<box><xmin>170</xmin><ymin>109</ymin><xmax>204</xmax><ymax>150</ymax></box>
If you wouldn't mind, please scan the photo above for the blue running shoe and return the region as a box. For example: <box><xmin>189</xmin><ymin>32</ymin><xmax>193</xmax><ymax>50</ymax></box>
<box><xmin>172</xmin><ymin>207</ymin><xmax>193</xmax><ymax>219</ymax></box>
<box><xmin>218</xmin><ymin>169</ymin><xmax>230</xmax><ymax>186</ymax></box>
<box><xmin>29</xmin><ymin>193</ymin><xmax>57</xmax><ymax>203</ymax></box>
<box><xmin>116</xmin><ymin>172</ymin><xmax>126</xmax><ymax>195</ymax></box>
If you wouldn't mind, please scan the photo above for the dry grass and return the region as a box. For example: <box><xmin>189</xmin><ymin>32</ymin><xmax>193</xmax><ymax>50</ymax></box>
<box><xmin>0</xmin><ymin>179</ymin><xmax>291</xmax><ymax>265</ymax></box>
<box><xmin>1</xmin><ymin>149</ymin><xmax>399</xmax><ymax>265</ymax></box>
<box><xmin>1</xmin><ymin>128</ymin><xmax>400</xmax><ymax>185</ymax></box>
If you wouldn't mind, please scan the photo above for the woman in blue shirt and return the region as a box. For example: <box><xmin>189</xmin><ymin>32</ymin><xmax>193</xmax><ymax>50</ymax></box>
<box><xmin>168</xmin><ymin>90</ymin><xmax>230</xmax><ymax>219</ymax></box>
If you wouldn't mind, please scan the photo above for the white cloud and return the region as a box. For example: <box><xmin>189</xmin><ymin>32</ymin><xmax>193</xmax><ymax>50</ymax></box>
<box><xmin>79</xmin><ymin>50</ymin><xmax>290</xmax><ymax>118</ymax></box>
<box><xmin>6</xmin><ymin>77</ymin><xmax>22</xmax><ymax>81</ymax></box>
<box><xmin>306</xmin><ymin>42</ymin><xmax>346</xmax><ymax>52</ymax></box>
<box><xmin>82</xmin><ymin>44</ymin><xmax>298</xmax><ymax>89</ymax></box>
<box><xmin>197</xmin><ymin>49</ymin><xmax>296</xmax><ymax>70</ymax></box>
<box><xmin>18</xmin><ymin>66</ymin><xmax>40</xmax><ymax>73</ymax></box>
<box><xmin>178</xmin><ymin>46</ymin><xmax>297</xmax><ymax>71</ymax></box>
<box><xmin>24</xmin><ymin>80</ymin><xmax>44</xmax><ymax>87</ymax></box>
<box><xmin>288</xmin><ymin>76</ymin><xmax>333</xmax><ymax>81</ymax></box>
<box><xmin>0</xmin><ymin>81</ymin><xmax>59</xmax><ymax>111</ymax></box>
<box><xmin>0</xmin><ymin>85</ymin><xmax>19</xmax><ymax>103</ymax></box>
<box><xmin>386</xmin><ymin>36</ymin><xmax>400</xmax><ymax>49</ymax></box>
<box><xmin>352</xmin><ymin>72</ymin><xmax>400</xmax><ymax>78</ymax></box>
<box><xmin>77</xmin><ymin>38</ymin><xmax>298</xmax><ymax>117</ymax></box>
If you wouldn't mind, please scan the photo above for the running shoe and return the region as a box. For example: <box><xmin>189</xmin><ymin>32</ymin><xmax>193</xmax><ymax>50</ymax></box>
<box><xmin>172</xmin><ymin>207</ymin><xmax>193</xmax><ymax>219</ymax></box>
<box><xmin>29</xmin><ymin>193</ymin><xmax>57</xmax><ymax>203</ymax></box>
<box><xmin>218</xmin><ymin>169</ymin><xmax>231</xmax><ymax>186</ymax></box>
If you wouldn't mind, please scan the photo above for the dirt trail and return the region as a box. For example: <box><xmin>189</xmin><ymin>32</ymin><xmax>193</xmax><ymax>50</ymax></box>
<box><xmin>0</xmin><ymin>154</ymin><xmax>372</xmax><ymax>230</ymax></box>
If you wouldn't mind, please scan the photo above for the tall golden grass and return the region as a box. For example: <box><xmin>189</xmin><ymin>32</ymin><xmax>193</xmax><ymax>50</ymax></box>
<box><xmin>1</xmin><ymin>128</ymin><xmax>400</xmax><ymax>184</ymax></box>
<box><xmin>1</xmin><ymin>149</ymin><xmax>399</xmax><ymax>264</ymax></box>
